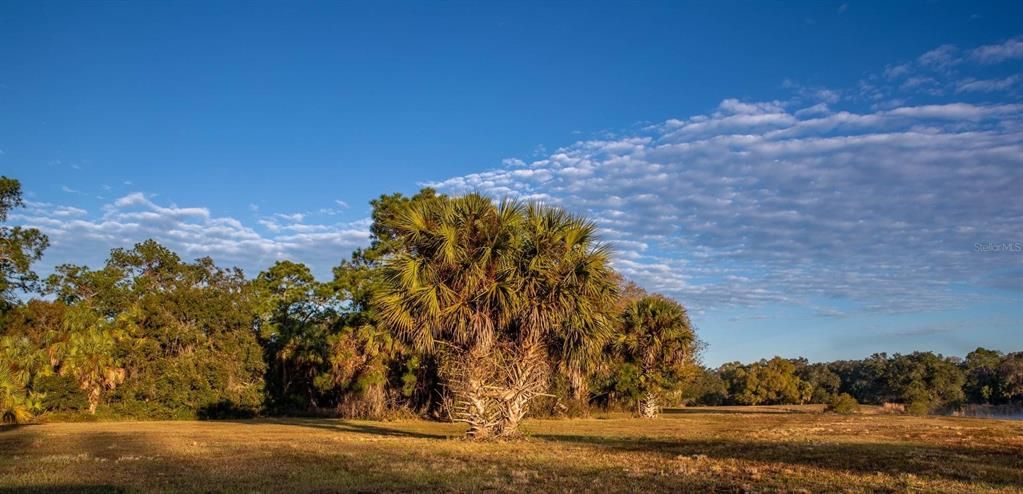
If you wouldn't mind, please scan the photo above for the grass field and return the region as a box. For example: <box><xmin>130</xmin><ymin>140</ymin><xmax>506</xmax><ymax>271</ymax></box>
<box><xmin>1</xmin><ymin>407</ymin><xmax>1021</xmax><ymax>493</ymax></box>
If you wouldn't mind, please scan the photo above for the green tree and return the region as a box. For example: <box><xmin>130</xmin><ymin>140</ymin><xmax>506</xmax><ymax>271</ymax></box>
<box><xmin>0</xmin><ymin>334</ymin><xmax>48</xmax><ymax>423</ymax></box>
<box><xmin>963</xmin><ymin>347</ymin><xmax>1004</xmax><ymax>404</ymax></box>
<box><xmin>330</xmin><ymin>253</ymin><xmax>422</xmax><ymax>419</ymax></box>
<box><xmin>827</xmin><ymin>392</ymin><xmax>859</xmax><ymax>414</ymax></box>
<box><xmin>375</xmin><ymin>194</ymin><xmax>521</xmax><ymax>437</ymax></box>
<box><xmin>497</xmin><ymin>204</ymin><xmax>616</xmax><ymax>432</ymax></box>
<box><xmin>681</xmin><ymin>367</ymin><xmax>728</xmax><ymax>406</ymax></box>
<box><xmin>996</xmin><ymin>352</ymin><xmax>1023</xmax><ymax>404</ymax></box>
<box><xmin>252</xmin><ymin>261</ymin><xmax>336</xmax><ymax>411</ymax></box>
<box><xmin>885</xmin><ymin>352</ymin><xmax>965</xmax><ymax>414</ymax></box>
<box><xmin>363</xmin><ymin>188</ymin><xmax>448</xmax><ymax>262</ymax></box>
<box><xmin>56</xmin><ymin>305</ymin><xmax>126</xmax><ymax>414</ymax></box>
<box><xmin>614</xmin><ymin>295</ymin><xmax>698</xmax><ymax>418</ymax></box>
<box><xmin>794</xmin><ymin>359</ymin><xmax>842</xmax><ymax>403</ymax></box>
<box><xmin>719</xmin><ymin>357</ymin><xmax>805</xmax><ymax>406</ymax></box>
<box><xmin>0</xmin><ymin>365</ymin><xmax>38</xmax><ymax>423</ymax></box>
<box><xmin>827</xmin><ymin>354</ymin><xmax>891</xmax><ymax>405</ymax></box>
<box><xmin>49</xmin><ymin>240</ymin><xmax>266</xmax><ymax>418</ymax></box>
<box><xmin>0</xmin><ymin>300</ymin><xmax>68</xmax><ymax>422</ymax></box>
<box><xmin>375</xmin><ymin>193</ymin><xmax>616</xmax><ymax>437</ymax></box>
<box><xmin>0</xmin><ymin>177</ymin><xmax>49</xmax><ymax>311</ymax></box>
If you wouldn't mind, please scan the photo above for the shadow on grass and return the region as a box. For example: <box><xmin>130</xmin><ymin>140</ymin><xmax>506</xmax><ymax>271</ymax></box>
<box><xmin>292</xmin><ymin>418</ymin><xmax>451</xmax><ymax>439</ymax></box>
<box><xmin>532</xmin><ymin>433</ymin><xmax>1023</xmax><ymax>488</ymax></box>
<box><xmin>0</xmin><ymin>487</ymin><xmax>127</xmax><ymax>493</ymax></box>
<box><xmin>661</xmin><ymin>408</ymin><xmax>790</xmax><ymax>415</ymax></box>
<box><xmin>213</xmin><ymin>417</ymin><xmax>452</xmax><ymax>439</ymax></box>
<box><xmin>662</xmin><ymin>406</ymin><xmax>821</xmax><ymax>415</ymax></box>
<box><xmin>0</xmin><ymin>424</ymin><xmax>28</xmax><ymax>433</ymax></box>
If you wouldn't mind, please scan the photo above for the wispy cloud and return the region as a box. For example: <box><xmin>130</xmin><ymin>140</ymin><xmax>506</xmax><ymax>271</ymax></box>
<box><xmin>970</xmin><ymin>37</ymin><xmax>1023</xmax><ymax>64</ymax></box>
<box><xmin>918</xmin><ymin>44</ymin><xmax>960</xmax><ymax>69</ymax></box>
<box><xmin>864</xmin><ymin>36</ymin><xmax>1022</xmax><ymax>102</ymax></box>
<box><xmin>956</xmin><ymin>75</ymin><xmax>1022</xmax><ymax>93</ymax></box>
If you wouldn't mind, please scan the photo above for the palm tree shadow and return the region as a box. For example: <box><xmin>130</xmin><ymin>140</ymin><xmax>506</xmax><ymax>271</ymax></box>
<box><xmin>324</xmin><ymin>420</ymin><xmax>453</xmax><ymax>439</ymax></box>
<box><xmin>216</xmin><ymin>417</ymin><xmax>454</xmax><ymax>439</ymax></box>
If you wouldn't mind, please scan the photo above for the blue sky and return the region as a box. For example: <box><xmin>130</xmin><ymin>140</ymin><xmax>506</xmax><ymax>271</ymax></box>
<box><xmin>2</xmin><ymin>1</ymin><xmax>1021</xmax><ymax>365</ymax></box>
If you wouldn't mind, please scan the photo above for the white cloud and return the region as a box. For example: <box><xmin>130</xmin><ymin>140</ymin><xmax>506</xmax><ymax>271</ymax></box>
<box><xmin>970</xmin><ymin>37</ymin><xmax>1023</xmax><ymax>64</ymax></box>
<box><xmin>717</xmin><ymin>98</ymin><xmax>785</xmax><ymax>115</ymax></box>
<box><xmin>51</xmin><ymin>206</ymin><xmax>87</xmax><ymax>217</ymax></box>
<box><xmin>956</xmin><ymin>75</ymin><xmax>1022</xmax><ymax>93</ymax></box>
<box><xmin>882</xmin><ymin>64</ymin><xmax>911</xmax><ymax>80</ymax></box>
<box><xmin>864</xmin><ymin>37</ymin><xmax>1023</xmax><ymax>103</ymax></box>
<box><xmin>274</xmin><ymin>212</ymin><xmax>305</xmax><ymax>222</ymax></box>
<box><xmin>917</xmin><ymin>44</ymin><xmax>960</xmax><ymax>68</ymax></box>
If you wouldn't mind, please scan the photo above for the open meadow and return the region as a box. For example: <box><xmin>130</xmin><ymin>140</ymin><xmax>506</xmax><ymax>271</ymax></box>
<box><xmin>1</xmin><ymin>407</ymin><xmax>1020</xmax><ymax>493</ymax></box>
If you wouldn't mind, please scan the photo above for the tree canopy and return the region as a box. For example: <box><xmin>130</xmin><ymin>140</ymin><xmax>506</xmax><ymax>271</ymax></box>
<box><xmin>0</xmin><ymin>177</ymin><xmax>49</xmax><ymax>310</ymax></box>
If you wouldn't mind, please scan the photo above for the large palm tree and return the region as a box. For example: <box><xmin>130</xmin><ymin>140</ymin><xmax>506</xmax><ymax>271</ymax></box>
<box><xmin>375</xmin><ymin>193</ymin><xmax>523</xmax><ymax>438</ymax></box>
<box><xmin>0</xmin><ymin>335</ymin><xmax>45</xmax><ymax>424</ymax></box>
<box><xmin>375</xmin><ymin>194</ymin><xmax>616</xmax><ymax>438</ymax></box>
<box><xmin>616</xmin><ymin>296</ymin><xmax>697</xmax><ymax>418</ymax></box>
<box><xmin>0</xmin><ymin>366</ymin><xmax>34</xmax><ymax>424</ymax></box>
<box><xmin>58</xmin><ymin>306</ymin><xmax>126</xmax><ymax>414</ymax></box>
<box><xmin>498</xmin><ymin>205</ymin><xmax>616</xmax><ymax>432</ymax></box>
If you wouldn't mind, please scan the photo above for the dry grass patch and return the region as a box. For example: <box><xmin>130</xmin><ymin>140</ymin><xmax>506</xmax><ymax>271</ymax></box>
<box><xmin>1</xmin><ymin>408</ymin><xmax>1020</xmax><ymax>493</ymax></box>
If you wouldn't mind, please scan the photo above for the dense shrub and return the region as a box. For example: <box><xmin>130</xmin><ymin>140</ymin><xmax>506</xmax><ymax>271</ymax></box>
<box><xmin>826</xmin><ymin>393</ymin><xmax>859</xmax><ymax>414</ymax></box>
<box><xmin>35</xmin><ymin>374</ymin><xmax>88</xmax><ymax>412</ymax></box>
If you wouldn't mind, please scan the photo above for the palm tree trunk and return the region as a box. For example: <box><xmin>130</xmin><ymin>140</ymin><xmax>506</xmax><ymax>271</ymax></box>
<box><xmin>463</xmin><ymin>371</ymin><xmax>494</xmax><ymax>439</ymax></box>
<box><xmin>87</xmin><ymin>387</ymin><xmax>100</xmax><ymax>415</ymax></box>
<box><xmin>445</xmin><ymin>351</ymin><xmax>498</xmax><ymax>439</ymax></box>
<box><xmin>495</xmin><ymin>343</ymin><xmax>549</xmax><ymax>438</ymax></box>
<box><xmin>640</xmin><ymin>391</ymin><xmax>658</xmax><ymax>418</ymax></box>
<box><xmin>568</xmin><ymin>368</ymin><xmax>588</xmax><ymax>402</ymax></box>
<box><xmin>563</xmin><ymin>367</ymin><xmax>590</xmax><ymax>418</ymax></box>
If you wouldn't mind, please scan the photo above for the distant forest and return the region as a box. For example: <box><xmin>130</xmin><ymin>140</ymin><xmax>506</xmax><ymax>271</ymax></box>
<box><xmin>1</xmin><ymin>176</ymin><xmax>1020</xmax><ymax>430</ymax></box>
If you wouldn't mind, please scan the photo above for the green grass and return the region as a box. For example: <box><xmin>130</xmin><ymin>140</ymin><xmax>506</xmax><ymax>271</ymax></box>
<box><xmin>1</xmin><ymin>407</ymin><xmax>1021</xmax><ymax>493</ymax></box>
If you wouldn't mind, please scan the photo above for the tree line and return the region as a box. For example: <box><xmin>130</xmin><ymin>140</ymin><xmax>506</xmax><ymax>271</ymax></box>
<box><xmin>684</xmin><ymin>349</ymin><xmax>1021</xmax><ymax>415</ymax></box>
<box><xmin>1</xmin><ymin>176</ymin><xmax>1019</xmax><ymax>434</ymax></box>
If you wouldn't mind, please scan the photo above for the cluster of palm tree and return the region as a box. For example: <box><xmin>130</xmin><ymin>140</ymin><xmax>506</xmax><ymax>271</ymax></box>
<box><xmin>0</xmin><ymin>303</ymin><xmax>127</xmax><ymax>422</ymax></box>
<box><xmin>374</xmin><ymin>193</ymin><xmax>697</xmax><ymax>437</ymax></box>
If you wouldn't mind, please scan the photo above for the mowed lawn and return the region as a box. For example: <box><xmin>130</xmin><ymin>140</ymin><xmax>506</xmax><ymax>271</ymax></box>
<box><xmin>1</xmin><ymin>407</ymin><xmax>1021</xmax><ymax>493</ymax></box>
